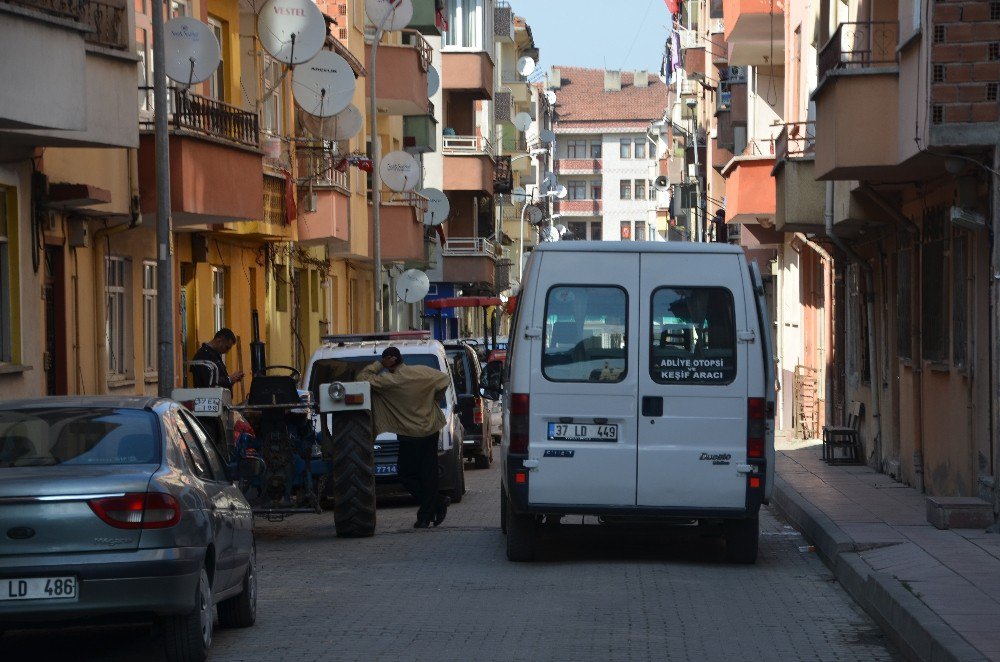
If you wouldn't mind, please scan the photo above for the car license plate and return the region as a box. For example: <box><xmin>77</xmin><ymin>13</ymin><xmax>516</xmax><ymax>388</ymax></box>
<box><xmin>1</xmin><ymin>577</ymin><xmax>78</xmax><ymax>602</ymax></box>
<box><xmin>193</xmin><ymin>397</ymin><xmax>221</xmax><ymax>413</ymax></box>
<box><xmin>547</xmin><ymin>423</ymin><xmax>618</xmax><ymax>442</ymax></box>
<box><xmin>375</xmin><ymin>464</ymin><xmax>397</xmax><ymax>475</ymax></box>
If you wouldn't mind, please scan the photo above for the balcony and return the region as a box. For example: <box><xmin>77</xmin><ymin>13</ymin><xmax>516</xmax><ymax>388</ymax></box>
<box><xmin>772</xmin><ymin>122</ymin><xmax>826</xmax><ymax>233</ymax></box>
<box><xmin>441</xmin><ymin>237</ymin><xmax>501</xmax><ymax>285</ymax></box>
<box><xmin>138</xmin><ymin>90</ymin><xmax>263</xmax><ymax>226</ymax></box>
<box><xmin>555</xmin><ymin>159</ymin><xmax>602</xmax><ymax>175</ymax></box>
<box><xmin>813</xmin><ymin>21</ymin><xmax>900</xmax><ymax>181</ymax></box>
<box><xmin>369</xmin><ymin>191</ymin><xmax>430</xmax><ymax>263</ymax></box>
<box><xmin>684</xmin><ymin>44</ymin><xmax>707</xmax><ymax>80</ymax></box>
<box><xmin>442</xmin><ymin>50</ymin><xmax>495</xmax><ymax>100</ymax></box>
<box><xmin>409</xmin><ymin>0</ymin><xmax>444</xmax><ymax>36</ymax></box>
<box><xmin>555</xmin><ymin>199</ymin><xmax>603</xmax><ymax>216</ymax></box>
<box><xmin>296</xmin><ymin>146</ymin><xmax>351</xmax><ymax>245</ymax></box>
<box><xmin>722</xmin><ymin>0</ymin><xmax>784</xmax><ymax>66</ymax></box>
<box><xmin>721</xmin><ymin>139</ymin><xmax>776</xmax><ymax>225</ymax></box>
<box><xmin>443</xmin><ymin>135</ymin><xmax>496</xmax><ymax>193</ymax></box>
<box><xmin>365</xmin><ymin>31</ymin><xmax>432</xmax><ymax>116</ymax></box>
<box><xmin>499</xmin><ymin>69</ymin><xmax>531</xmax><ymax>104</ymax></box>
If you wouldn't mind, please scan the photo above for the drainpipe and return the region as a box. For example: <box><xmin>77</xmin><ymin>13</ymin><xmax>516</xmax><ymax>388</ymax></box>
<box><xmin>824</xmin><ymin>181</ymin><xmax>885</xmax><ymax>472</ymax></box>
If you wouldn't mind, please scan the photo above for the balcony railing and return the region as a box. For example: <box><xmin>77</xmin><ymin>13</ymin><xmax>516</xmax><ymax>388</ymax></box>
<box><xmin>679</xmin><ymin>28</ymin><xmax>701</xmax><ymax>49</ymax></box>
<box><xmin>139</xmin><ymin>88</ymin><xmax>260</xmax><ymax>148</ymax></box>
<box><xmin>818</xmin><ymin>21</ymin><xmax>899</xmax><ymax>82</ymax></box>
<box><xmin>555</xmin><ymin>199</ymin><xmax>603</xmax><ymax>215</ymax></box>
<box><xmin>442</xmin><ymin>237</ymin><xmax>502</xmax><ymax>259</ymax></box>
<box><xmin>501</xmin><ymin>69</ymin><xmax>529</xmax><ymax>84</ymax></box>
<box><xmin>7</xmin><ymin>0</ymin><xmax>128</xmax><ymax>49</ymax></box>
<box><xmin>296</xmin><ymin>145</ymin><xmax>350</xmax><ymax>191</ymax></box>
<box><xmin>555</xmin><ymin>158</ymin><xmax>602</xmax><ymax>173</ymax></box>
<box><xmin>442</xmin><ymin>134</ymin><xmax>496</xmax><ymax>160</ymax></box>
<box><xmin>774</xmin><ymin>121</ymin><xmax>815</xmax><ymax>161</ymax></box>
<box><xmin>401</xmin><ymin>29</ymin><xmax>433</xmax><ymax>72</ymax></box>
<box><xmin>500</xmin><ymin>135</ymin><xmax>528</xmax><ymax>153</ymax></box>
<box><xmin>738</xmin><ymin>137</ymin><xmax>775</xmax><ymax>158</ymax></box>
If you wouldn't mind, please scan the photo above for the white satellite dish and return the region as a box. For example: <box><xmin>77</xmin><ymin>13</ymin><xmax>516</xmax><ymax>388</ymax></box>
<box><xmin>513</xmin><ymin>112</ymin><xmax>533</xmax><ymax>132</ymax></box>
<box><xmin>540</xmin><ymin>171</ymin><xmax>557</xmax><ymax>194</ymax></box>
<box><xmin>163</xmin><ymin>18</ymin><xmax>221</xmax><ymax>85</ymax></box>
<box><xmin>545</xmin><ymin>90</ymin><xmax>558</xmax><ymax>105</ymax></box>
<box><xmin>554</xmin><ymin>185</ymin><xmax>568</xmax><ymax>199</ymax></box>
<box><xmin>543</xmin><ymin>226</ymin><xmax>561</xmax><ymax>242</ymax></box>
<box><xmin>302</xmin><ymin>103</ymin><xmax>364</xmax><ymax>140</ymax></box>
<box><xmin>419</xmin><ymin>187</ymin><xmax>450</xmax><ymax>226</ymax></box>
<box><xmin>538</xmin><ymin>129</ymin><xmax>556</xmax><ymax>144</ymax></box>
<box><xmin>517</xmin><ymin>56</ymin><xmax>536</xmax><ymax>77</ymax></box>
<box><xmin>293</xmin><ymin>51</ymin><xmax>356</xmax><ymax>118</ymax></box>
<box><xmin>512</xmin><ymin>186</ymin><xmax>526</xmax><ymax>201</ymax></box>
<box><xmin>380</xmin><ymin>150</ymin><xmax>420</xmax><ymax>192</ymax></box>
<box><xmin>395</xmin><ymin>268</ymin><xmax>429</xmax><ymax>303</ymax></box>
<box><xmin>257</xmin><ymin>0</ymin><xmax>326</xmax><ymax>65</ymax></box>
<box><xmin>365</xmin><ymin>0</ymin><xmax>413</xmax><ymax>31</ymax></box>
<box><xmin>555</xmin><ymin>224</ymin><xmax>568</xmax><ymax>237</ymax></box>
<box><xmin>525</xmin><ymin>205</ymin><xmax>544</xmax><ymax>225</ymax></box>
<box><xmin>426</xmin><ymin>65</ymin><xmax>440</xmax><ymax>97</ymax></box>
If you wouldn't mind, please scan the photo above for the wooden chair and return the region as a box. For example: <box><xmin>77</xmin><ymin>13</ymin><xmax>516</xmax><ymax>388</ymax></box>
<box><xmin>822</xmin><ymin>401</ymin><xmax>863</xmax><ymax>464</ymax></box>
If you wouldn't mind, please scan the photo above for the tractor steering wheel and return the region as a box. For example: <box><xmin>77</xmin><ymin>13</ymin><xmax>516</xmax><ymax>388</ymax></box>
<box><xmin>261</xmin><ymin>365</ymin><xmax>301</xmax><ymax>380</ymax></box>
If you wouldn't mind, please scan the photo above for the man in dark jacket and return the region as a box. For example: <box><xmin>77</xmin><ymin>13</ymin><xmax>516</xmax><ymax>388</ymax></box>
<box><xmin>191</xmin><ymin>328</ymin><xmax>244</xmax><ymax>390</ymax></box>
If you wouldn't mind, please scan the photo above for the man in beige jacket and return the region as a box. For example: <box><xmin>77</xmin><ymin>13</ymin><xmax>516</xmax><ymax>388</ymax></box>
<box><xmin>358</xmin><ymin>346</ymin><xmax>453</xmax><ymax>528</ymax></box>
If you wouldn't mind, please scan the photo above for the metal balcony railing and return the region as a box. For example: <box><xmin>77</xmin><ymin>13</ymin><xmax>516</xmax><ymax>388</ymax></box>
<box><xmin>442</xmin><ymin>135</ymin><xmax>496</xmax><ymax>160</ymax></box>
<box><xmin>739</xmin><ymin>137</ymin><xmax>776</xmax><ymax>158</ymax></box>
<box><xmin>818</xmin><ymin>21</ymin><xmax>899</xmax><ymax>82</ymax></box>
<box><xmin>139</xmin><ymin>88</ymin><xmax>260</xmax><ymax>148</ymax></box>
<box><xmin>401</xmin><ymin>29</ymin><xmax>433</xmax><ymax>72</ymax></box>
<box><xmin>442</xmin><ymin>237</ymin><xmax>502</xmax><ymax>259</ymax></box>
<box><xmin>296</xmin><ymin>145</ymin><xmax>350</xmax><ymax>191</ymax></box>
<box><xmin>774</xmin><ymin>121</ymin><xmax>816</xmax><ymax>161</ymax></box>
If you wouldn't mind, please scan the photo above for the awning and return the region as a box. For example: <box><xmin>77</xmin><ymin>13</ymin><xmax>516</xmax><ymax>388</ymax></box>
<box><xmin>425</xmin><ymin>296</ymin><xmax>502</xmax><ymax>310</ymax></box>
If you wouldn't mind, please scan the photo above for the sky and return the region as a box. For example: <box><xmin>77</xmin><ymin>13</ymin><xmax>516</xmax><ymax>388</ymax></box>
<box><xmin>515</xmin><ymin>0</ymin><xmax>670</xmax><ymax>75</ymax></box>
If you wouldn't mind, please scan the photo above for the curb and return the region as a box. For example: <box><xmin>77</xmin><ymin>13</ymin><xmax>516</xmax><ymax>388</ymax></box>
<box><xmin>773</xmin><ymin>475</ymin><xmax>988</xmax><ymax>662</ymax></box>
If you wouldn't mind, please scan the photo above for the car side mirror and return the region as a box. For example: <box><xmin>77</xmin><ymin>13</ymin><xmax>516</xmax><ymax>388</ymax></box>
<box><xmin>236</xmin><ymin>456</ymin><xmax>265</xmax><ymax>480</ymax></box>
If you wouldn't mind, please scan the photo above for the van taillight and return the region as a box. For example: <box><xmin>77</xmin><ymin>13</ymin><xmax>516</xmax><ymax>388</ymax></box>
<box><xmin>88</xmin><ymin>492</ymin><xmax>181</xmax><ymax>530</ymax></box>
<box><xmin>473</xmin><ymin>396</ymin><xmax>484</xmax><ymax>425</ymax></box>
<box><xmin>747</xmin><ymin>397</ymin><xmax>766</xmax><ymax>459</ymax></box>
<box><xmin>510</xmin><ymin>393</ymin><xmax>530</xmax><ymax>454</ymax></box>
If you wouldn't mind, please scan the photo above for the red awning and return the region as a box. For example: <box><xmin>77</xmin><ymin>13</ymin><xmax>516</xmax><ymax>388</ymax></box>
<box><xmin>425</xmin><ymin>296</ymin><xmax>502</xmax><ymax>310</ymax></box>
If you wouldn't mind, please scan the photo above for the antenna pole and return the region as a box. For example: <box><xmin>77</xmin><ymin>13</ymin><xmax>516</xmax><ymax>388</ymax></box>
<box><xmin>153</xmin><ymin>0</ymin><xmax>175</xmax><ymax>396</ymax></box>
<box><xmin>371</xmin><ymin>2</ymin><xmax>401</xmax><ymax>332</ymax></box>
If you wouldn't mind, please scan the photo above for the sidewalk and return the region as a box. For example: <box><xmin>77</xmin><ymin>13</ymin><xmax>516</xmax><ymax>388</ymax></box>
<box><xmin>773</xmin><ymin>439</ymin><xmax>1000</xmax><ymax>662</ymax></box>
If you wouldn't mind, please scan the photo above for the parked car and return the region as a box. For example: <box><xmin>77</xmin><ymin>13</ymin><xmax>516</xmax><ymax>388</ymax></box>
<box><xmin>303</xmin><ymin>332</ymin><xmax>466</xmax><ymax>502</ymax></box>
<box><xmin>444</xmin><ymin>342</ymin><xmax>494</xmax><ymax>468</ymax></box>
<box><xmin>0</xmin><ymin>396</ymin><xmax>259</xmax><ymax>661</ymax></box>
<box><xmin>483</xmin><ymin>349</ymin><xmax>507</xmax><ymax>445</ymax></box>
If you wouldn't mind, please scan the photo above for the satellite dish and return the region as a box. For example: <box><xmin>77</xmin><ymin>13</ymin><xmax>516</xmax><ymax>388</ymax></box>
<box><xmin>540</xmin><ymin>171</ymin><xmax>557</xmax><ymax>194</ymax></box>
<box><xmin>545</xmin><ymin>90</ymin><xmax>557</xmax><ymax>105</ymax></box>
<box><xmin>538</xmin><ymin>129</ymin><xmax>556</xmax><ymax>144</ymax></box>
<box><xmin>365</xmin><ymin>0</ymin><xmax>413</xmax><ymax>31</ymax></box>
<box><xmin>395</xmin><ymin>268</ymin><xmax>429</xmax><ymax>303</ymax></box>
<box><xmin>517</xmin><ymin>56</ymin><xmax>536</xmax><ymax>77</ymax></box>
<box><xmin>512</xmin><ymin>186</ymin><xmax>526</xmax><ymax>201</ymax></box>
<box><xmin>543</xmin><ymin>226</ymin><xmax>561</xmax><ymax>242</ymax></box>
<box><xmin>525</xmin><ymin>205</ymin><xmax>544</xmax><ymax>225</ymax></box>
<box><xmin>293</xmin><ymin>51</ymin><xmax>356</xmax><ymax>118</ymax></box>
<box><xmin>513</xmin><ymin>112</ymin><xmax>533</xmax><ymax>132</ymax></box>
<box><xmin>380</xmin><ymin>150</ymin><xmax>420</xmax><ymax>192</ymax></box>
<box><xmin>163</xmin><ymin>18</ymin><xmax>221</xmax><ymax>85</ymax></box>
<box><xmin>654</xmin><ymin>175</ymin><xmax>670</xmax><ymax>192</ymax></box>
<box><xmin>555</xmin><ymin>224</ymin><xmax>568</xmax><ymax>236</ymax></box>
<box><xmin>419</xmin><ymin>187</ymin><xmax>450</xmax><ymax>226</ymax></box>
<box><xmin>257</xmin><ymin>0</ymin><xmax>326</xmax><ymax>65</ymax></box>
<box><xmin>554</xmin><ymin>185</ymin><xmax>568</xmax><ymax>199</ymax></box>
<box><xmin>426</xmin><ymin>65</ymin><xmax>440</xmax><ymax>97</ymax></box>
<box><xmin>301</xmin><ymin>104</ymin><xmax>364</xmax><ymax>140</ymax></box>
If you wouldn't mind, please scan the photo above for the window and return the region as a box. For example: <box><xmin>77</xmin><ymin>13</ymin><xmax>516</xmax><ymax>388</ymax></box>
<box><xmin>180</xmin><ymin>410</ymin><xmax>227</xmax><ymax>478</ymax></box>
<box><xmin>635</xmin><ymin>221</ymin><xmax>646</xmax><ymax>241</ymax></box>
<box><xmin>649</xmin><ymin>181</ymin><xmax>656</xmax><ymax>200</ymax></box>
<box><xmin>207</xmin><ymin>17</ymin><xmax>226</xmax><ymax>101</ymax></box>
<box><xmin>922</xmin><ymin>210</ymin><xmax>948</xmax><ymax>362</ymax></box>
<box><xmin>590</xmin><ymin>142</ymin><xmax>602</xmax><ymax>158</ymax></box>
<box><xmin>566</xmin><ymin>140</ymin><xmax>587</xmax><ymax>158</ymax></box>
<box><xmin>170</xmin><ymin>0</ymin><xmax>188</xmax><ymax>16</ymax></box>
<box><xmin>106</xmin><ymin>256</ymin><xmax>130</xmax><ymax>378</ymax></box>
<box><xmin>211</xmin><ymin>266</ymin><xmax>226</xmax><ymax>331</ymax></box>
<box><xmin>142</xmin><ymin>261</ymin><xmax>158</xmax><ymax>374</ymax></box>
<box><xmin>620</xmin><ymin>221</ymin><xmax>632</xmax><ymax>240</ymax></box>
<box><xmin>591</xmin><ymin>182</ymin><xmax>602</xmax><ymax>200</ymax></box>
<box><xmin>567</xmin><ymin>221</ymin><xmax>587</xmax><ymax>240</ymax></box>
<box><xmin>634</xmin><ymin>179</ymin><xmax>646</xmax><ymax>200</ymax></box>
<box><xmin>262</xmin><ymin>56</ymin><xmax>284</xmax><ymax>134</ymax></box>
<box><xmin>650</xmin><ymin>287</ymin><xmax>737</xmax><ymax>385</ymax></box>
<box><xmin>619</xmin><ymin>139</ymin><xmax>632</xmax><ymax>159</ymax></box>
<box><xmin>634</xmin><ymin>139</ymin><xmax>646</xmax><ymax>159</ymax></box>
<box><xmin>0</xmin><ymin>189</ymin><xmax>12</xmax><ymax>363</ymax></box>
<box><xmin>444</xmin><ymin>0</ymin><xmax>483</xmax><ymax>49</ymax></box>
<box><xmin>567</xmin><ymin>180</ymin><xmax>587</xmax><ymax>200</ymax></box>
<box><xmin>952</xmin><ymin>233</ymin><xmax>968</xmax><ymax>368</ymax></box>
<box><xmin>590</xmin><ymin>222</ymin><xmax>603</xmax><ymax>241</ymax></box>
<box><xmin>173</xmin><ymin>411</ymin><xmax>212</xmax><ymax>480</ymax></box>
<box><xmin>619</xmin><ymin>180</ymin><xmax>631</xmax><ymax>200</ymax></box>
<box><xmin>542</xmin><ymin>286</ymin><xmax>627</xmax><ymax>382</ymax></box>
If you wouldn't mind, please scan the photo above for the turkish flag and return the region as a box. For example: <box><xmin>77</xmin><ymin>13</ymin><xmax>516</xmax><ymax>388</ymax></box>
<box><xmin>435</xmin><ymin>225</ymin><xmax>447</xmax><ymax>247</ymax></box>
<box><xmin>663</xmin><ymin>0</ymin><xmax>680</xmax><ymax>13</ymax></box>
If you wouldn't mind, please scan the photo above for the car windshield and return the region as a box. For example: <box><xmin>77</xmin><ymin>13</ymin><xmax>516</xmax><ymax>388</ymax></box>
<box><xmin>308</xmin><ymin>353</ymin><xmax>448</xmax><ymax>407</ymax></box>
<box><xmin>0</xmin><ymin>407</ymin><xmax>160</xmax><ymax>468</ymax></box>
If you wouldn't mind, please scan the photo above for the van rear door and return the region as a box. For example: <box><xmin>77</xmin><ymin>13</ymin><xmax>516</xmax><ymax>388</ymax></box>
<box><xmin>636</xmin><ymin>252</ymin><xmax>750</xmax><ymax>509</ymax></box>
<box><xmin>527</xmin><ymin>251</ymin><xmax>640</xmax><ymax>506</ymax></box>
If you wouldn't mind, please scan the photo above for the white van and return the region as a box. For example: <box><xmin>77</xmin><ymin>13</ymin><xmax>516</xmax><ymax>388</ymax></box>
<box><xmin>499</xmin><ymin>242</ymin><xmax>775</xmax><ymax>563</ymax></box>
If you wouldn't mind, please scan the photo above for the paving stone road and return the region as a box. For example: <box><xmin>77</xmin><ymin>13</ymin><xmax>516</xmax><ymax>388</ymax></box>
<box><xmin>3</xmin><ymin>457</ymin><xmax>900</xmax><ymax>661</ymax></box>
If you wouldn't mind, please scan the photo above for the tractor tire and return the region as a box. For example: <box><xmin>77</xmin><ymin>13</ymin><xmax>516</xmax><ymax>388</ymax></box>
<box><xmin>328</xmin><ymin>411</ymin><xmax>376</xmax><ymax>538</ymax></box>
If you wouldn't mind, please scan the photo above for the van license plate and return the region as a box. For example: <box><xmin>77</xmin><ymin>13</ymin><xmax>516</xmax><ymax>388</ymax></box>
<box><xmin>547</xmin><ymin>423</ymin><xmax>618</xmax><ymax>442</ymax></box>
<box><xmin>1</xmin><ymin>577</ymin><xmax>77</xmax><ymax>602</ymax></box>
<box><xmin>375</xmin><ymin>464</ymin><xmax>397</xmax><ymax>475</ymax></box>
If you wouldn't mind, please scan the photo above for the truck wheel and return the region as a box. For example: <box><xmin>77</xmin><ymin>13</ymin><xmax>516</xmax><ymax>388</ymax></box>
<box><xmin>449</xmin><ymin>447</ymin><xmax>465</xmax><ymax>503</ymax></box>
<box><xmin>724</xmin><ymin>516</ymin><xmax>759</xmax><ymax>564</ymax></box>
<box><xmin>505</xmin><ymin>495</ymin><xmax>537</xmax><ymax>562</ymax></box>
<box><xmin>500</xmin><ymin>484</ymin><xmax>507</xmax><ymax>534</ymax></box>
<box><xmin>329</xmin><ymin>412</ymin><xmax>376</xmax><ymax>538</ymax></box>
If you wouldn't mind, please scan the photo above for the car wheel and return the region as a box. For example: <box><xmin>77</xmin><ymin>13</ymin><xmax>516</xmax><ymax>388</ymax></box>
<box><xmin>162</xmin><ymin>567</ymin><xmax>213</xmax><ymax>662</ymax></box>
<box><xmin>474</xmin><ymin>453</ymin><xmax>490</xmax><ymax>470</ymax></box>
<box><xmin>506</xmin><ymin>495</ymin><xmax>537</xmax><ymax>562</ymax></box>
<box><xmin>328</xmin><ymin>411</ymin><xmax>377</xmax><ymax>538</ymax></box>
<box><xmin>500</xmin><ymin>484</ymin><xmax>507</xmax><ymax>534</ymax></box>
<box><xmin>449</xmin><ymin>447</ymin><xmax>465</xmax><ymax>503</ymax></box>
<box><xmin>724</xmin><ymin>516</ymin><xmax>759</xmax><ymax>564</ymax></box>
<box><xmin>218</xmin><ymin>544</ymin><xmax>257</xmax><ymax>628</ymax></box>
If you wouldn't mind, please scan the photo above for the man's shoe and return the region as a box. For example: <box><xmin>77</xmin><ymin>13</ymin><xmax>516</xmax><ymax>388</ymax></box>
<box><xmin>414</xmin><ymin>520</ymin><xmax>430</xmax><ymax>529</ymax></box>
<box><xmin>433</xmin><ymin>497</ymin><xmax>451</xmax><ymax>527</ymax></box>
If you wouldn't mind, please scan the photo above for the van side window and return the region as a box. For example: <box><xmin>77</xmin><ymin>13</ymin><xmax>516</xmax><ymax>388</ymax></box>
<box><xmin>542</xmin><ymin>286</ymin><xmax>627</xmax><ymax>383</ymax></box>
<box><xmin>650</xmin><ymin>287</ymin><xmax>737</xmax><ymax>385</ymax></box>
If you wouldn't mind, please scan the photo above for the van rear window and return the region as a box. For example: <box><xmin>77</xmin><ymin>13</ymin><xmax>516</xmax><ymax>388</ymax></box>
<box><xmin>650</xmin><ymin>287</ymin><xmax>737</xmax><ymax>385</ymax></box>
<box><xmin>542</xmin><ymin>286</ymin><xmax>627</xmax><ymax>383</ymax></box>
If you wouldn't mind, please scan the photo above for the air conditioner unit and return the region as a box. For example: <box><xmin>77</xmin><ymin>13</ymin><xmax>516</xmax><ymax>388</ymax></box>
<box><xmin>949</xmin><ymin>206</ymin><xmax>986</xmax><ymax>230</ymax></box>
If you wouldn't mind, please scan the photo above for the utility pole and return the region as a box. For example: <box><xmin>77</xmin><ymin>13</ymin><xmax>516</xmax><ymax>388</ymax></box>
<box><xmin>152</xmin><ymin>0</ymin><xmax>174</xmax><ymax>396</ymax></box>
<box><xmin>992</xmin><ymin>145</ymin><xmax>1000</xmax><ymax>520</ymax></box>
<box><xmin>686</xmin><ymin>98</ymin><xmax>702</xmax><ymax>242</ymax></box>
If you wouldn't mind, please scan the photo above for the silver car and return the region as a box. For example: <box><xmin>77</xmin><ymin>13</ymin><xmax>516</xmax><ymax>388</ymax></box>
<box><xmin>0</xmin><ymin>397</ymin><xmax>257</xmax><ymax>661</ymax></box>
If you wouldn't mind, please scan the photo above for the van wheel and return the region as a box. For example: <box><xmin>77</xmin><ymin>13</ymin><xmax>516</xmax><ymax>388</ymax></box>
<box><xmin>500</xmin><ymin>484</ymin><xmax>507</xmax><ymax>534</ymax></box>
<box><xmin>329</xmin><ymin>412</ymin><xmax>377</xmax><ymax>538</ymax></box>
<box><xmin>449</xmin><ymin>448</ymin><xmax>465</xmax><ymax>503</ymax></box>
<box><xmin>724</xmin><ymin>516</ymin><xmax>759</xmax><ymax>564</ymax></box>
<box><xmin>162</xmin><ymin>567</ymin><xmax>212</xmax><ymax>662</ymax></box>
<box><xmin>506</xmin><ymin>496</ymin><xmax>537</xmax><ymax>562</ymax></box>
